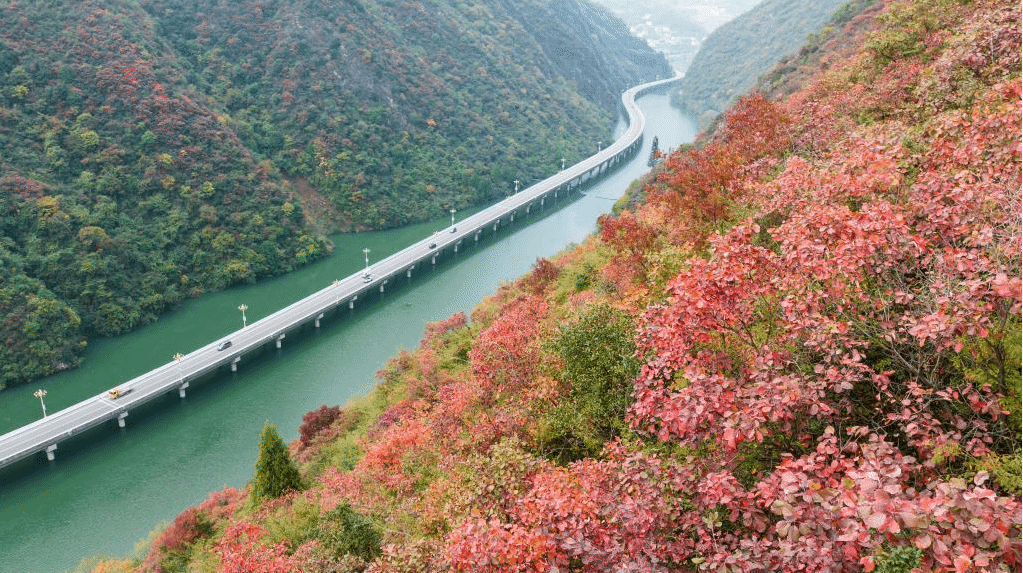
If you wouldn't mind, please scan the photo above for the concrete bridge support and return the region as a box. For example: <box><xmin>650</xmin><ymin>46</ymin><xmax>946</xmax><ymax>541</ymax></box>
<box><xmin>349</xmin><ymin>296</ymin><xmax>357</xmax><ymax>309</ymax></box>
<box><xmin>475</xmin><ymin>230</ymin><xmax>481</xmax><ymax>242</ymax></box>
<box><xmin>231</xmin><ymin>356</ymin><xmax>241</xmax><ymax>372</ymax></box>
<box><xmin>178</xmin><ymin>382</ymin><xmax>189</xmax><ymax>398</ymax></box>
<box><xmin>275</xmin><ymin>334</ymin><xmax>285</xmax><ymax>349</ymax></box>
<box><xmin>46</xmin><ymin>443</ymin><xmax>57</xmax><ymax>461</ymax></box>
<box><xmin>431</xmin><ymin>254</ymin><xmax>437</xmax><ymax>265</ymax></box>
<box><xmin>118</xmin><ymin>412</ymin><xmax>129</xmax><ymax>428</ymax></box>
<box><xmin>379</xmin><ymin>280</ymin><xmax>388</xmax><ymax>293</ymax></box>
<box><xmin>406</xmin><ymin>267</ymin><xmax>413</xmax><ymax>279</ymax></box>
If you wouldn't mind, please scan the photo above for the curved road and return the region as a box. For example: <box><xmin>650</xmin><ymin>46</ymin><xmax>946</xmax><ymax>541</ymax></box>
<box><xmin>0</xmin><ymin>73</ymin><xmax>681</xmax><ymax>470</ymax></box>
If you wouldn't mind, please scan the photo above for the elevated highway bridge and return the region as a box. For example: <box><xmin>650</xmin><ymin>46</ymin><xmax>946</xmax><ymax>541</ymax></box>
<box><xmin>0</xmin><ymin>74</ymin><xmax>681</xmax><ymax>470</ymax></box>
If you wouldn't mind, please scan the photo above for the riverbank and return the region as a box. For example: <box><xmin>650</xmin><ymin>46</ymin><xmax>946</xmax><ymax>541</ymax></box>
<box><xmin>0</xmin><ymin>94</ymin><xmax>696</xmax><ymax>573</ymax></box>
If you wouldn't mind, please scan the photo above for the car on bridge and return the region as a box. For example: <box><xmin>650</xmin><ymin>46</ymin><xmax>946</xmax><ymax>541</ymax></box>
<box><xmin>217</xmin><ymin>340</ymin><xmax>232</xmax><ymax>351</ymax></box>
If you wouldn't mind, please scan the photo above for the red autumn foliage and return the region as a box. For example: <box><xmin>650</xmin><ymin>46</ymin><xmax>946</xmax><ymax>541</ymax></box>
<box><xmin>421</xmin><ymin>311</ymin><xmax>468</xmax><ymax>348</ymax></box>
<box><xmin>216</xmin><ymin>522</ymin><xmax>301</xmax><ymax>573</ymax></box>
<box><xmin>526</xmin><ymin>257</ymin><xmax>559</xmax><ymax>295</ymax></box>
<box><xmin>598</xmin><ymin>210</ymin><xmax>659</xmax><ymax>281</ymax></box>
<box><xmin>139</xmin><ymin>486</ymin><xmax>244</xmax><ymax>572</ymax></box>
<box><xmin>469</xmin><ymin>294</ymin><xmax>548</xmax><ymax>398</ymax></box>
<box><xmin>108</xmin><ymin>3</ymin><xmax>1022</xmax><ymax>573</ymax></box>
<box><xmin>298</xmin><ymin>405</ymin><xmax>343</xmax><ymax>447</ymax></box>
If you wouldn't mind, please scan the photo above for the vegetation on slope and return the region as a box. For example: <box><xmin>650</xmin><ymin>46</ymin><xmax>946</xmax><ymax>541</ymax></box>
<box><xmin>84</xmin><ymin>0</ymin><xmax>1021</xmax><ymax>571</ymax></box>
<box><xmin>671</xmin><ymin>0</ymin><xmax>854</xmax><ymax>127</ymax></box>
<box><xmin>0</xmin><ymin>0</ymin><xmax>669</xmax><ymax>388</ymax></box>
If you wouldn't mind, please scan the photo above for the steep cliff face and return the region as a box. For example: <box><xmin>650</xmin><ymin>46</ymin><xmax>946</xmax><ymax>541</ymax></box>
<box><xmin>671</xmin><ymin>0</ymin><xmax>852</xmax><ymax>126</ymax></box>
<box><xmin>0</xmin><ymin>0</ymin><xmax>667</xmax><ymax>386</ymax></box>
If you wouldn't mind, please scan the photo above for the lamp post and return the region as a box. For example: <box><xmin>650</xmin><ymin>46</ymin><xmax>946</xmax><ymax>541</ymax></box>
<box><xmin>514</xmin><ymin>179</ymin><xmax>520</xmax><ymax>193</ymax></box>
<box><xmin>174</xmin><ymin>352</ymin><xmax>184</xmax><ymax>382</ymax></box>
<box><xmin>238</xmin><ymin>304</ymin><xmax>248</xmax><ymax>328</ymax></box>
<box><xmin>561</xmin><ymin>157</ymin><xmax>566</xmax><ymax>171</ymax></box>
<box><xmin>333</xmin><ymin>279</ymin><xmax>342</xmax><ymax>304</ymax></box>
<box><xmin>450</xmin><ymin>208</ymin><xmax>456</xmax><ymax>227</ymax></box>
<box><xmin>597</xmin><ymin>141</ymin><xmax>603</xmax><ymax>152</ymax></box>
<box><xmin>363</xmin><ymin>248</ymin><xmax>371</xmax><ymax>270</ymax></box>
<box><xmin>33</xmin><ymin>389</ymin><xmax>47</xmax><ymax>417</ymax></box>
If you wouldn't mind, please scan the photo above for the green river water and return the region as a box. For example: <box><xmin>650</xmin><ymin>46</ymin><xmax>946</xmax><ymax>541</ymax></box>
<box><xmin>0</xmin><ymin>94</ymin><xmax>694</xmax><ymax>572</ymax></box>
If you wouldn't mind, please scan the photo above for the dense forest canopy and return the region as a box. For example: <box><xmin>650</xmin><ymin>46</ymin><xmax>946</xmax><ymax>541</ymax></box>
<box><xmin>0</xmin><ymin>0</ymin><xmax>669</xmax><ymax>388</ymax></box>
<box><xmin>86</xmin><ymin>0</ymin><xmax>1021</xmax><ymax>571</ymax></box>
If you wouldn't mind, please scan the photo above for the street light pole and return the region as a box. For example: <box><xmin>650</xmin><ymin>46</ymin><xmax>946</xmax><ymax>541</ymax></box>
<box><xmin>174</xmin><ymin>352</ymin><xmax>184</xmax><ymax>382</ymax></box>
<box><xmin>33</xmin><ymin>389</ymin><xmax>47</xmax><ymax>417</ymax></box>
<box><xmin>363</xmin><ymin>248</ymin><xmax>371</xmax><ymax>270</ymax></box>
<box><xmin>514</xmin><ymin>179</ymin><xmax>520</xmax><ymax>193</ymax></box>
<box><xmin>238</xmin><ymin>304</ymin><xmax>248</xmax><ymax>328</ymax></box>
<box><xmin>597</xmin><ymin>141</ymin><xmax>603</xmax><ymax>152</ymax></box>
<box><xmin>561</xmin><ymin>157</ymin><xmax>566</xmax><ymax>171</ymax></box>
<box><xmin>333</xmin><ymin>279</ymin><xmax>342</xmax><ymax>304</ymax></box>
<box><xmin>450</xmin><ymin>208</ymin><xmax>456</xmax><ymax>226</ymax></box>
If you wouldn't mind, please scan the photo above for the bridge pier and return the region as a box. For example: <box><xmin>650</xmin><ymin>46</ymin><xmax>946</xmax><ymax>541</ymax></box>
<box><xmin>475</xmin><ymin>230</ymin><xmax>480</xmax><ymax>242</ymax></box>
<box><xmin>275</xmin><ymin>334</ymin><xmax>285</xmax><ymax>349</ymax></box>
<box><xmin>526</xmin><ymin>204</ymin><xmax>530</xmax><ymax>214</ymax></box>
<box><xmin>431</xmin><ymin>254</ymin><xmax>437</xmax><ymax>265</ymax></box>
<box><xmin>314</xmin><ymin>313</ymin><xmax>324</xmax><ymax>328</ymax></box>
<box><xmin>510</xmin><ymin>213</ymin><xmax>515</xmax><ymax>223</ymax></box>
<box><xmin>349</xmin><ymin>296</ymin><xmax>357</xmax><ymax>310</ymax></box>
<box><xmin>379</xmin><ymin>280</ymin><xmax>387</xmax><ymax>293</ymax></box>
<box><xmin>46</xmin><ymin>443</ymin><xmax>57</xmax><ymax>461</ymax></box>
<box><xmin>493</xmin><ymin>222</ymin><xmax>498</xmax><ymax>232</ymax></box>
<box><xmin>178</xmin><ymin>382</ymin><xmax>189</xmax><ymax>398</ymax></box>
<box><xmin>406</xmin><ymin>267</ymin><xmax>413</xmax><ymax>279</ymax></box>
<box><xmin>454</xmin><ymin>241</ymin><xmax>460</xmax><ymax>254</ymax></box>
<box><xmin>231</xmin><ymin>356</ymin><xmax>241</xmax><ymax>372</ymax></box>
<box><xmin>540</xmin><ymin>196</ymin><xmax>545</xmax><ymax>207</ymax></box>
<box><xmin>117</xmin><ymin>412</ymin><xmax>129</xmax><ymax>428</ymax></box>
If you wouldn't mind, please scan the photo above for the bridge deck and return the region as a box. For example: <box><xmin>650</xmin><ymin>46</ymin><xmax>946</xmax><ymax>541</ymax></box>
<box><xmin>0</xmin><ymin>75</ymin><xmax>681</xmax><ymax>471</ymax></box>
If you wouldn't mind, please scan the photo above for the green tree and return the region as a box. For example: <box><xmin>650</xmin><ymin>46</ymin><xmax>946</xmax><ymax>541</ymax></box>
<box><xmin>315</xmin><ymin>503</ymin><xmax>382</xmax><ymax>561</ymax></box>
<box><xmin>251</xmin><ymin>421</ymin><xmax>302</xmax><ymax>502</ymax></box>
<box><xmin>539</xmin><ymin>303</ymin><xmax>640</xmax><ymax>463</ymax></box>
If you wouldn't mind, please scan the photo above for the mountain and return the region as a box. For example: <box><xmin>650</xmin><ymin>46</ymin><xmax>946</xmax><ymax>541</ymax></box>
<box><xmin>671</xmin><ymin>0</ymin><xmax>852</xmax><ymax>126</ymax></box>
<box><xmin>591</xmin><ymin>0</ymin><xmax>762</xmax><ymax>72</ymax></box>
<box><xmin>0</xmin><ymin>0</ymin><xmax>670</xmax><ymax>388</ymax></box>
<box><xmin>86</xmin><ymin>0</ymin><xmax>1021</xmax><ymax>571</ymax></box>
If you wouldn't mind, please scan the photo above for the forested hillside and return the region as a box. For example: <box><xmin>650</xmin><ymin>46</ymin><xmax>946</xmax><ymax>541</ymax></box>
<box><xmin>671</xmin><ymin>0</ymin><xmax>852</xmax><ymax>126</ymax></box>
<box><xmin>85</xmin><ymin>0</ymin><xmax>1020</xmax><ymax>571</ymax></box>
<box><xmin>0</xmin><ymin>0</ymin><xmax>669</xmax><ymax>388</ymax></box>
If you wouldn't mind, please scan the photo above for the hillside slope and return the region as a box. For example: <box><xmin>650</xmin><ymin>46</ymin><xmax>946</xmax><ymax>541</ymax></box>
<box><xmin>591</xmin><ymin>0</ymin><xmax>762</xmax><ymax>72</ymax></box>
<box><xmin>671</xmin><ymin>0</ymin><xmax>851</xmax><ymax>126</ymax></box>
<box><xmin>0</xmin><ymin>0</ymin><xmax>669</xmax><ymax>388</ymax></box>
<box><xmin>87</xmin><ymin>0</ymin><xmax>1021</xmax><ymax>571</ymax></box>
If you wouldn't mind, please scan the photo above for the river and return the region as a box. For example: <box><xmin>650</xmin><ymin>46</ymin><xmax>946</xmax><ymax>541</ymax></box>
<box><xmin>0</xmin><ymin>93</ymin><xmax>695</xmax><ymax>573</ymax></box>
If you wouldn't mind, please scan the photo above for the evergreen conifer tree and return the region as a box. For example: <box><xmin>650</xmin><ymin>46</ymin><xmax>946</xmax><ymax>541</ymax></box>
<box><xmin>251</xmin><ymin>421</ymin><xmax>302</xmax><ymax>502</ymax></box>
